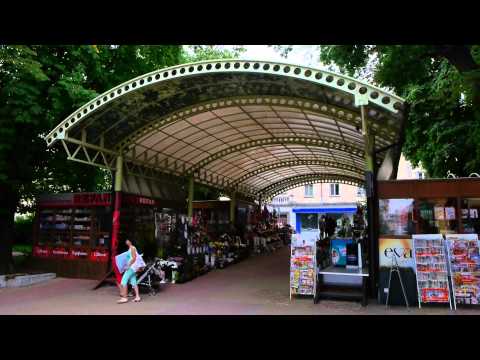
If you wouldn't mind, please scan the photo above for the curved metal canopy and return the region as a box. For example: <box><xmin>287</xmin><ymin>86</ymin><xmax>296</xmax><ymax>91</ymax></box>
<box><xmin>46</xmin><ymin>59</ymin><xmax>406</xmax><ymax>197</ymax></box>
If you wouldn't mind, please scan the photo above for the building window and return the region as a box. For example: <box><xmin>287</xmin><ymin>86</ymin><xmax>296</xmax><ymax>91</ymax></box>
<box><xmin>304</xmin><ymin>184</ymin><xmax>314</xmax><ymax>197</ymax></box>
<box><xmin>330</xmin><ymin>183</ymin><xmax>340</xmax><ymax>196</ymax></box>
<box><xmin>416</xmin><ymin>171</ymin><xmax>425</xmax><ymax>179</ymax></box>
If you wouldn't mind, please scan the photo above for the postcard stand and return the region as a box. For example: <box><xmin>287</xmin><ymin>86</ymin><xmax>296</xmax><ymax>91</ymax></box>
<box><xmin>412</xmin><ymin>234</ymin><xmax>453</xmax><ymax>310</ymax></box>
<box><xmin>445</xmin><ymin>234</ymin><xmax>480</xmax><ymax>310</ymax></box>
<box><xmin>289</xmin><ymin>235</ymin><xmax>316</xmax><ymax>301</ymax></box>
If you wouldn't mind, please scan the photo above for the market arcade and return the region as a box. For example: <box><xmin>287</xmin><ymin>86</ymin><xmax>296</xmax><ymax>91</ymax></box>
<box><xmin>38</xmin><ymin>59</ymin><xmax>478</xmax><ymax>309</ymax></box>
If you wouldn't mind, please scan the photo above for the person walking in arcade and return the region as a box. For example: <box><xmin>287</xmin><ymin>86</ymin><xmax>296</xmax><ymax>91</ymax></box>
<box><xmin>117</xmin><ymin>239</ymin><xmax>142</xmax><ymax>304</ymax></box>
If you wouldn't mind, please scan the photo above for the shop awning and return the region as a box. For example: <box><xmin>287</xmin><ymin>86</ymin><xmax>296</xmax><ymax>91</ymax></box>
<box><xmin>45</xmin><ymin>59</ymin><xmax>406</xmax><ymax>199</ymax></box>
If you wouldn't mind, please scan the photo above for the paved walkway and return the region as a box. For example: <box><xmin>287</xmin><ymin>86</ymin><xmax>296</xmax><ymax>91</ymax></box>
<box><xmin>0</xmin><ymin>247</ymin><xmax>478</xmax><ymax>315</ymax></box>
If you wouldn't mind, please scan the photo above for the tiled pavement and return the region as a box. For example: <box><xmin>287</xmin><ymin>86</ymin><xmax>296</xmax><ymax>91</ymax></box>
<box><xmin>1</xmin><ymin>247</ymin><xmax>478</xmax><ymax>315</ymax></box>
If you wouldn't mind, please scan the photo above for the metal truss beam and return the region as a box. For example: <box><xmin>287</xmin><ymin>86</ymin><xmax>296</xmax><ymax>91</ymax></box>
<box><xmin>46</xmin><ymin>59</ymin><xmax>405</xmax><ymax>148</ymax></box>
<box><xmin>187</xmin><ymin>136</ymin><xmax>365</xmax><ymax>175</ymax></box>
<box><xmin>60</xmin><ymin>138</ymin><xmax>117</xmax><ymax>170</ymax></box>
<box><xmin>231</xmin><ymin>158</ymin><xmax>365</xmax><ymax>187</ymax></box>
<box><xmin>259</xmin><ymin>173</ymin><xmax>365</xmax><ymax>198</ymax></box>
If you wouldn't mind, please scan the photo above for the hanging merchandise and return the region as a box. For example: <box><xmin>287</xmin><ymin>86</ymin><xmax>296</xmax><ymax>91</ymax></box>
<box><xmin>445</xmin><ymin>234</ymin><xmax>480</xmax><ymax>309</ymax></box>
<box><xmin>412</xmin><ymin>234</ymin><xmax>453</xmax><ymax>309</ymax></box>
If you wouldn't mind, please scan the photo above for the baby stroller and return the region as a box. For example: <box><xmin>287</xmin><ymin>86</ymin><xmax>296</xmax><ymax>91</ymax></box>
<box><xmin>136</xmin><ymin>258</ymin><xmax>180</xmax><ymax>295</ymax></box>
<box><xmin>136</xmin><ymin>257</ymin><xmax>164</xmax><ymax>296</ymax></box>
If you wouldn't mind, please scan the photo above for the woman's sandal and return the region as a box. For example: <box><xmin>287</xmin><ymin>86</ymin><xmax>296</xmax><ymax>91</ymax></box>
<box><xmin>117</xmin><ymin>297</ymin><xmax>129</xmax><ymax>304</ymax></box>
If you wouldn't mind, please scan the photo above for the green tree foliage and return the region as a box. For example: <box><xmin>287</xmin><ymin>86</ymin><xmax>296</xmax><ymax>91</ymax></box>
<box><xmin>0</xmin><ymin>45</ymin><xmax>183</xmax><ymax>273</ymax></box>
<box><xmin>318</xmin><ymin>45</ymin><xmax>480</xmax><ymax>178</ymax></box>
<box><xmin>182</xmin><ymin>45</ymin><xmax>246</xmax><ymax>62</ymax></box>
<box><xmin>272</xmin><ymin>45</ymin><xmax>480</xmax><ymax>178</ymax></box>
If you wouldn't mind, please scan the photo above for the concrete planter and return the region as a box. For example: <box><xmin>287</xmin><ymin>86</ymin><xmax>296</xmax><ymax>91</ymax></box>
<box><xmin>0</xmin><ymin>273</ymin><xmax>56</xmax><ymax>288</ymax></box>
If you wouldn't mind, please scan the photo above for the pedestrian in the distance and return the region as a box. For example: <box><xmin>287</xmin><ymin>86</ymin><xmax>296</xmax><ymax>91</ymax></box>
<box><xmin>117</xmin><ymin>239</ymin><xmax>141</xmax><ymax>304</ymax></box>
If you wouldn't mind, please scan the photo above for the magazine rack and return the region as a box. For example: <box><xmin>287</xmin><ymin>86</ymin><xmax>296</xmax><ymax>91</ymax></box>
<box><xmin>412</xmin><ymin>234</ymin><xmax>453</xmax><ymax>310</ymax></box>
<box><xmin>289</xmin><ymin>238</ymin><xmax>316</xmax><ymax>300</ymax></box>
<box><xmin>445</xmin><ymin>234</ymin><xmax>480</xmax><ymax>310</ymax></box>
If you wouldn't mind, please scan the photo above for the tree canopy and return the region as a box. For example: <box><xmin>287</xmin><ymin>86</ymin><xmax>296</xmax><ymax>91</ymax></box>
<box><xmin>0</xmin><ymin>45</ymin><xmax>184</xmax><ymax>273</ymax></box>
<box><xmin>324</xmin><ymin>45</ymin><xmax>480</xmax><ymax>178</ymax></box>
<box><xmin>0</xmin><ymin>44</ymin><xmax>246</xmax><ymax>274</ymax></box>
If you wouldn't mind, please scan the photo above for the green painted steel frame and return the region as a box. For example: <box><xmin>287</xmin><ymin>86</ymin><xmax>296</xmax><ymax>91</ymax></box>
<box><xmin>261</xmin><ymin>173</ymin><xmax>365</xmax><ymax>199</ymax></box>
<box><xmin>231</xmin><ymin>159</ymin><xmax>365</xmax><ymax>187</ymax></box>
<box><xmin>45</xmin><ymin>59</ymin><xmax>406</xmax><ymax>199</ymax></box>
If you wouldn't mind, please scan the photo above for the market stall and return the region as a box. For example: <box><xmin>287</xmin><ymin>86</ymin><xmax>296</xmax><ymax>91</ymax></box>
<box><xmin>312</xmin><ymin>205</ymin><xmax>369</xmax><ymax>305</ymax></box>
<box><xmin>377</xmin><ymin>177</ymin><xmax>480</xmax><ymax>307</ymax></box>
<box><xmin>190</xmin><ymin>199</ymin><xmax>255</xmax><ymax>271</ymax></box>
<box><xmin>32</xmin><ymin>192</ymin><xmax>185</xmax><ymax>279</ymax></box>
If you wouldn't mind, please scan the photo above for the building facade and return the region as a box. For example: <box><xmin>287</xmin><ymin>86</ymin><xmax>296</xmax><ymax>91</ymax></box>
<box><xmin>269</xmin><ymin>154</ymin><xmax>425</xmax><ymax>242</ymax></box>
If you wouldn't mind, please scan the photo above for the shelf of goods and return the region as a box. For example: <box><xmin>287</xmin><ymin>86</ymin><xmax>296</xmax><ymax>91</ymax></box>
<box><xmin>412</xmin><ymin>234</ymin><xmax>453</xmax><ymax>309</ymax></box>
<box><xmin>33</xmin><ymin>206</ymin><xmax>110</xmax><ymax>279</ymax></box>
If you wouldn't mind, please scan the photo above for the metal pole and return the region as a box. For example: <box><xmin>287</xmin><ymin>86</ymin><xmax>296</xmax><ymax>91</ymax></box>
<box><xmin>187</xmin><ymin>176</ymin><xmax>194</xmax><ymax>218</ymax></box>
<box><xmin>361</xmin><ymin>105</ymin><xmax>379</xmax><ymax>299</ymax></box>
<box><xmin>230</xmin><ymin>190</ymin><xmax>236</xmax><ymax>225</ymax></box>
<box><xmin>111</xmin><ymin>154</ymin><xmax>123</xmax><ymax>261</ymax></box>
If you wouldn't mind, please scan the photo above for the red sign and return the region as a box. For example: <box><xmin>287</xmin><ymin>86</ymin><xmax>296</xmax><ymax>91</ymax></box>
<box><xmin>69</xmin><ymin>249</ymin><xmax>89</xmax><ymax>259</ymax></box>
<box><xmin>89</xmin><ymin>248</ymin><xmax>109</xmax><ymax>262</ymax></box>
<box><xmin>51</xmin><ymin>247</ymin><xmax>70</xmax><ymax>259</ymax></box>
<box><xmin>123</xmin><ymin>194</ymin><xmax>156</xmax><ymax>206</ymax></box>
<box><xmin>73</xmin><ymin>193</ymin><xmax>111</xmax><ymax>206</ymax></box>
<box><xmin>33</xmin><ymin>245</ymin><xmax>51</xmax><ymax>258</ymax></box>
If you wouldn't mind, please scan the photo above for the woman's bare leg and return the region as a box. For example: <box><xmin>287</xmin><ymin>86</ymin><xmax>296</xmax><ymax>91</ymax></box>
<box><xmin>133</xmin><ymin>286</ymin><xmax>140</xmax><ymax>301</ymax></box>
<box><xmin>120</xmin><ymin>285</ymin><xmax>128</xmax><ymax>298</ymax></box>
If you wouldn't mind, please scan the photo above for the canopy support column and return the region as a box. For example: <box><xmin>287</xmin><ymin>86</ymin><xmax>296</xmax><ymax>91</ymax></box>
<box><xmin>361</xmin><ymin>104</ymin><xmax>379</xmax><ymax>300</ymax></box>
<box><xmin>187</xmin><ymin>176</ymin><xmax>194</xmax><ymax>218</ymax></box>
<box><xmin>230</xmin><ymin>191</ymin><xmax>236</xmax><ymax>225</ymax></box>
<box><xmin>111</xmin><ymin>155</ymin><xmax>123</xmax><ymax>260</ymax></box>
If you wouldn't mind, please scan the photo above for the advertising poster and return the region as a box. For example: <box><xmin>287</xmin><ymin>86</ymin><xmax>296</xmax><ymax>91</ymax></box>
<box><xmin>378</xmin><ymin>237</ymin><xmax>418</xmax><ymax>305</ymax></box>
<box><xmin>434</xmin><ymin>207</ymin><xmax>445</xmax><ymax>220</ymax></box>
<box><xmin>445</xmin><ymin>207</ymin><xmax>456</xmax><ymax>220</ymax></box>
<box><xmin>446</xmin><ymin>234</ymin><xmax>480</xmax><ymax>306</ymax></box>
<box><xmin>330</xmin><ymin>238</ymin><xmax>353</xmax><ymax>267</ymax></box>
<box><xmin>379</xmin><ymin>238</ymin><xmax>415</xmax><ymax>269</ymax></box>
<box><xmin>379</xmin><ymin>198</ymin><xmax>414</xmax><ymax>236</ymax></box>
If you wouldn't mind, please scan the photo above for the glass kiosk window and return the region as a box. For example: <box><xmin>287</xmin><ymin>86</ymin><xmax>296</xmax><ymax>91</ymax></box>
<box><xmin>299</xmin><ymin>213</ymin><xmax>318</xmax><ymax>231</ymax></box>
<box><xmin>417</xmin><ymin>198</ymin><xmax>458</xmax><ymax>234</ymax></box>
<box><xmin>461</xmin><ymin>198</ymin><xmax>480</xmax><ymax>235</ymax></box>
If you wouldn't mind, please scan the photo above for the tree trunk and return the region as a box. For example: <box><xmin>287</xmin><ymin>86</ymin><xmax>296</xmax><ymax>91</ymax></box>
<box><xmin>0</xmin><ymin>185</ymin><xmax>18</xmax><ymax>275</ymax></box>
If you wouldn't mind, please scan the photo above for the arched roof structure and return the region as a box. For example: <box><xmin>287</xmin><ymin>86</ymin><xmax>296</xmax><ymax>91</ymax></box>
<box><xmin>46</xmin><ymin>59</ymin><xmax>406</xmax><ymax>198</ymax></box>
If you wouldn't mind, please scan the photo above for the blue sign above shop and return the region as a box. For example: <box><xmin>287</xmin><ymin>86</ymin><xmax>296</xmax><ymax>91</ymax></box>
<box><xmin>293</xmin><ymin>207</ymin><xmax>357</xmax><ymax>214</ymax></box>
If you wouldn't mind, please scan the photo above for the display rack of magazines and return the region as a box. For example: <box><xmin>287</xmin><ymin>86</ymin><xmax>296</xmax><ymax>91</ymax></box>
<box><xmin>446</xmin><ymin>233</ymin><xmax>480</xmax><ymax>309</ymax></box>
<box><xmin>290</xmin><ymin>235</ymin><xmax>316</xmax><ymax>299</ymax></box>
<box><xmin>412</xmin><ymin>234</ymin><xmax>453</xmax><ymax>309</ymax></box>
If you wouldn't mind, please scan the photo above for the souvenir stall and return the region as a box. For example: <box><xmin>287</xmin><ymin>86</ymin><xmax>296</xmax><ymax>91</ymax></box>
<box><xmin>251</xmin><ymin>206</ymin><xmax>284</xmax><ymax>254</ymax></box>
<box><xmin>190</xmin><ymin>199</ymin><xmax>255</xmax><ymax>271</ymax></box>
<box><xmin>313</xmin><ymin>205</ymin><xmax>369</xmax><ymax>306</ymax></box>
<box><xmin>32</xmin><ymin>192</ymin><xmax>185</xmax><ymax>280</ymax></box>
<box><xmin>377</xmin><ymin>177</ymin><xmax>480</xmax><ymax>308</ymax></box>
